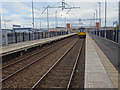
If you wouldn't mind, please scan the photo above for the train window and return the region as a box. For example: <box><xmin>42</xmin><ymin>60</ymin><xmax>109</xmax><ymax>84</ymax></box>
<box><xmin>78</xmin><ymin>28</ymin><xmax>85</xmax><ymax>32</ymax></box>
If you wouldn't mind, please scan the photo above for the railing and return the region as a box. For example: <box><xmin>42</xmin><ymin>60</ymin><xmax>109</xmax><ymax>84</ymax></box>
<box><xmin>2</xmin><ymin>31</ymin><xmax>68</xmax><ymax>46</ymax></box>
<box><xmin>90</xmin><ymin>30</ymin><xmax>119</xmax><ymax>43</ymax></box>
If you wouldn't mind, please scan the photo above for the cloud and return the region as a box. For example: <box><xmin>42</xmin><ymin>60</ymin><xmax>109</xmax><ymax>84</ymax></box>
<box><xmin>10</xmin><ymin>14</ymin><xmax>21</xmax><ymax>19</ymax></box>
<box><xmin>0</xmin><ymin>8</ymin><xmax>9</xmax><ymax>13</ymax></box>
<box><xmin>107</xmin><ymin>11</ymin><xmax>118</xmax><ymax>19</ymax></box>
<box><xmin>1</xmin><ymin>1</ymin><xmax>118</xmax><ymax>29</ymax></box>
<box><xmin>10</xmin><ymin>2</ymin><xmax>32</xmax><ymax>13</ymax></box>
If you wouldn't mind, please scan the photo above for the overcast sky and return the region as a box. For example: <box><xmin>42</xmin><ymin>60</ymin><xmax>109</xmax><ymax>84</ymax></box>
<box><xmin>1</xmin><ymin>0</ymin><xmax>119</xmax><ymax>29</ymax></box>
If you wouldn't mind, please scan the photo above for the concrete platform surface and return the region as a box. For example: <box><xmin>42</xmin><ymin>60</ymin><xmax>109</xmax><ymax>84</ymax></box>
<box><xmin>90</xmin><ymin>34</ymin><xmax>118</xmax><ymax>71</ymax></box>
<box><xmin>1</xmin><ymin>33</ymin><xmax>76</xmax><ymax>56</ymax></box>
<box><xmin>85</xmin><ymin>34</ymin><xmax>118</xmax><ymax>88</ymax></box>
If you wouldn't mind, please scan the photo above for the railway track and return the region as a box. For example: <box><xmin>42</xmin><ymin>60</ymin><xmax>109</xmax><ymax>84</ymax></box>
<box><xmin>2</xmin><ymin>36</ymin><xmax>75</xmax><ymax>80</ymax></box>
<box><xmin>2</xmin><ymin>37</ymin><xmax>78</xmax><ymax>88</ymax></box>
<box><xmin>31</xmin><ymin>39</ymin><xmax>85</xmax><ymax>89</ymax></box>
<box><xmin>68</xmin><ymin>39</ymin><xmax>85</xmax><ymax>89</ymax></box>
<box><xmin>2</xmin><ymin>36</ymin><xmax>74</xmax><ymax>67</ymax></box>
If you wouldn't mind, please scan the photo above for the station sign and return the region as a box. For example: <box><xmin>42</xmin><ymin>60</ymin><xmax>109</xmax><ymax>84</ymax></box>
<box><xmin>13</xmin><ymin>25</ymin><xmax>21</xmax><ymax>27</ymax></box>
<box><xmin>66</xmin><ymin>23</ymin><xmax>70</xmax><ymax>28</ymax></box>
<box><xmin>96</xmin><ymin>22</ymin><xmax>100</xmax><ymax>30</ymax></box>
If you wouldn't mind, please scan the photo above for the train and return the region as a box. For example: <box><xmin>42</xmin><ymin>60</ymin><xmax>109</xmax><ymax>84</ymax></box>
<box><xmin>77</xmin><ymin>27</ymin><xmax>86</xmax><ymax>38</ymax></box>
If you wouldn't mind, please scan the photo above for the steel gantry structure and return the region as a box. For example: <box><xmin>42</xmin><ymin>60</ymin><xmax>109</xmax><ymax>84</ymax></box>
<box><xmin>42</xmin><ymin>0</ymin><xmax>80</xmax><ymax>30</ymax></box>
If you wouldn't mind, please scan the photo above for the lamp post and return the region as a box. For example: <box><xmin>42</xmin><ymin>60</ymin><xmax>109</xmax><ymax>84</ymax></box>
<box><xmin>3</xmin><ymin>19</ymin><xmax>7</xmax><ymax>29</ymax></box>
<box><xmin>3</xmin><ymin>19</ymin><xmax>8</xmax><ymax>45</ymax></box>
<box><xmin>118</xmin><ymin>1</ymin><xmax>120</xmax><ymax>46</ymax></box>
<box><xmin>117</xmin><ymin>2</ymin><xmax>120</xmax><ymax>69</ymax></box>
<box><xmin>32</xmin><ymin>0</ymin><xmax>35</xmax><ymax>40</ymax></box>
<box><xmin>0</xmin><ymin>6</ymin><xmax>1</xmax><ymax>89</ymax></box>
<box><xmin>47</xmin><ymin>6</ymin><xmax>49</xmax><ymax>31</ymax></box>
<box><xmin>0</xmin><ymin>13</ymin><xmax>2</xmax><ymax>46</ymax></box>
<box><xmin>42</xmin><ymin>6</ymin><xmax>50</xmax><ymax>33</ymax></box>
<box><xmin>55</xmin><ymin>11</ymin><xmax>58</xmax><ymax>28</ymax></box>
<box><xmin>40</xmin><ymin>21</ymin><xmax>41</xmax><ymax>29</ymax></box>
<box><xmin>118</xmin><ymin>1</ymin><xmax>120</xmax><ymax>75</ymax></box>
<box><xmin>95</xmin><ymin>9</ymin><xmax>98</xmax><ymax>23</ymax></box>
<box><xmin>65</xmin><ymin>17</ymin><xmax>67</xmax><ymax>26</ymax></box>
<box><xmin>61</xmin><ymin>15</ymin><xmax>63</xmax><ymax>27</ymax></box>
<box><xmin>105</xmin><ymin>0</ymin><xmax>107</xmax><ymax>38</ymax></box>
<box><xmin>93</xmin><ymin>13</ymin><xmax>96</xmax><ymax>30</ymax></box>
<box><xmin>98</xmin><ymin>2</ymin><xmax>101</xmax><ymax>28</ymax></box>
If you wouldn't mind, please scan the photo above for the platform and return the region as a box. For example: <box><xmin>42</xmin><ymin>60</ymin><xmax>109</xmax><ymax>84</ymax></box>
<box><xmin>90</xmin><ymin>33</ymin><xmax>118</xmax><ymax>71</ymax></box>
<box><xmin>1</xmin><ymin>33</ymin><xmax>76</xmax><ymax>56</ymax></box>
<box><xmin>85</xmin><ymin>34</ymin><xmax>118</xmax><ymax>88</ymax></box>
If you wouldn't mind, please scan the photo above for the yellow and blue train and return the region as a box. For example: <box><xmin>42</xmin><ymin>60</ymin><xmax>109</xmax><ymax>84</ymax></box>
<box><xmin>77</xmin><ymin>27</ymin><xmax>86</xmax><ymax>38</ymax></box>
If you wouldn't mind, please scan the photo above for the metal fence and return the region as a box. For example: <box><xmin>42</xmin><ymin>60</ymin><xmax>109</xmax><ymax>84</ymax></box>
<box><xmin>90</xmin><ymin>30</ymin><xmax>119</xmax><ymax>43</ymax></box>
<box><xmin>2</xmin><ymin>31</ymin><xmax>68</xmax><ymax>46</ymax></box>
